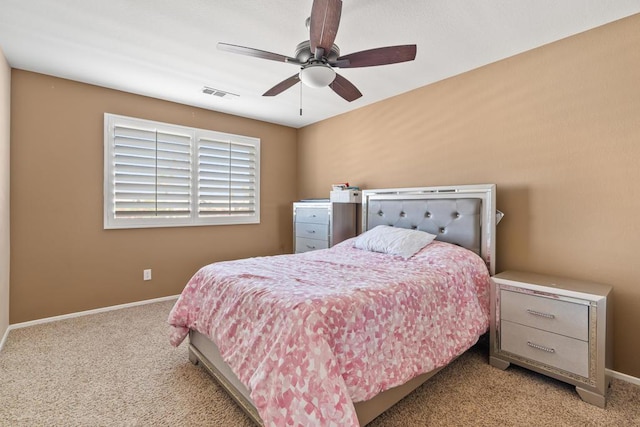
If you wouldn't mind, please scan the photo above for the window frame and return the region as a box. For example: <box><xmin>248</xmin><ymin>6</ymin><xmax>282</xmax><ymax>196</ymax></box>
<box><xmin>104</xmin><ymin>113</ymin><xmax>260</xmax><ymax>229</ymax></box>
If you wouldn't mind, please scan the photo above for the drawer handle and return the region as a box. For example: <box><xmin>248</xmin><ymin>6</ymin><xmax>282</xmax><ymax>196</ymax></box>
<box><xmin>527</xmin><ymin>341</ymin><xmax>555</xmax><ymax>353</ymax></box>
<box><xmin>306</xmin><ymin>245</ymin><xmax>316</xmax><ymax>249</ymax></box>
<box><xmin>306</xmin><ymin>230</ymin><xmax>316</xmax><ymax>234</ymax></box>
<box><xmin>526</xmin><ymin>309</ymin><xmax>555</xmax><ymax>319</ymax></box>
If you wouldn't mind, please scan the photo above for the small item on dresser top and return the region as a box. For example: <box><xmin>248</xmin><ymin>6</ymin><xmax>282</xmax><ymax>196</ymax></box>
<box><xmin>330</xmin><ymin>188</ymin><xmax>361</xmax><ymax>203</ymax></box>
<box><xmin>330</xmin><ymin>182</ymin><xmax>362</xmax><ymax>203</ymax></box>
<box><xmin>332</xmin><ymin>183</ymin><xmax>349</xmax><ymax>191</ymax></box>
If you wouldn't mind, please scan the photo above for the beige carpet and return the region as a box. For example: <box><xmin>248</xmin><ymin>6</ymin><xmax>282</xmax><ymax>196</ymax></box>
<box><xmin>1</xmin><ymin>300</ymin><xmax>638</xmax><ymax>426</ymax></box>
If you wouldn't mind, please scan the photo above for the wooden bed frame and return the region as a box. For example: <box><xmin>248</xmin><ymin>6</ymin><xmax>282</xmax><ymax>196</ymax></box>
<box><xmin>187</xmin><ymin>184</ymin><xmax>498</xmax><ymax>426</ymax></box>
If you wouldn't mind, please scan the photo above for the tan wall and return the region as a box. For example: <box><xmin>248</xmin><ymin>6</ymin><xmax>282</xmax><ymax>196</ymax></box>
<box><xmin>10</xmin><ymin>71</ymin><xmax>298</xmax><ymax>324</ymax></box>
<box><xmin>298</xmin><ymin>15</ymin><xmax>640</xmax><ymax>376</ymax></box>
<box><xmin>0</xmin><ymin>47</ymin><xmax>10</xmax><ymax>342</ymax></box>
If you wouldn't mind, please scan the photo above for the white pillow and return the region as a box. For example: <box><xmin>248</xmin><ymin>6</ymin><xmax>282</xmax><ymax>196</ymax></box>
<box><xmin>354</xmin><ymin>225</ymin><xmax>437</xmax><ymax>259</ymax></box>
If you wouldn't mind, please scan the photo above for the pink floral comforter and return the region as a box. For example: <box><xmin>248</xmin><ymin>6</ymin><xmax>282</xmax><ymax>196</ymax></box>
<box><xmin>168</xmin><ymin>239</ymin><xmax>491</xmax><ymax>426</ymax></box>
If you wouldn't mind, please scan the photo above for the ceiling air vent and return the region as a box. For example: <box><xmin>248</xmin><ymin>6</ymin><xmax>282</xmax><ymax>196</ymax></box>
<box><xmin>202</xmin><ymin>86</ymin><xmax>239</xmax><ymax>99</ymax></box>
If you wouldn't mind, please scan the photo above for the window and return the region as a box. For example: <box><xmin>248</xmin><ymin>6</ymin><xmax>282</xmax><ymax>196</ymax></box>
<box><xmin>104</xmin><ymin>113</ymin><xmax>260</xmax><ymax>229</ymax></box>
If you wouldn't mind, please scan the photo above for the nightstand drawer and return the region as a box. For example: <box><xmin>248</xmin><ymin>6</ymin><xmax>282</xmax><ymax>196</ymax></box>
<box><xmin>501</xmin><ymin>320</ymin><xmax>589</xmax><ymax>378</ymax></box>
<box><xmin>500</xmin><ymin>289</ymin><xmax>588</xmax><ymax>341</ymax></box>
<box><xmin>295</xmin><ymin>208</ymin><xmax>329</xmax><ymax>224</ymax></box>
<box><xmin>295</xmin><ymin>237</ymin><xmax>329</xmax><ymax>253</ymax></box>
<box><xmin>295</xmin><ymin>222</ymin><xmax>329</xmax><ymax>239</ymax></box>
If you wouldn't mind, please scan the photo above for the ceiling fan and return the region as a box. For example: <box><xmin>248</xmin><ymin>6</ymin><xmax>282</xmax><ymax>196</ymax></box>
<box><xmin>217</xmin><ymin>0</ymin><xmax>417</xmax><ymax>102</ymax></box>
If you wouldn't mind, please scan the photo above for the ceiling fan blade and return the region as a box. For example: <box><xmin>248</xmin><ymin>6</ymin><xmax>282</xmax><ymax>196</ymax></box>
<box><xmin>333</xmin><ymin>45</ymin><xmax>417</xmax><ymax>68</ymax></box>
<box><xmin>310</xmin><ymin>0</ymin><xmax>342</xmax><ymax>58</ymax></box>
<box><xmin>329</xmin><ymin>73</ymin><xmax>362</xmax><ymax>102</ymax></box>
<box><xmin>263</xmin><ymin>74</ymin><xmax>301</xmax><ymax>97</ymax></box>
<box><xmin>217</xmin><ymin>43</ymin><xmax>302</xmax><ymax>65</ymax></box>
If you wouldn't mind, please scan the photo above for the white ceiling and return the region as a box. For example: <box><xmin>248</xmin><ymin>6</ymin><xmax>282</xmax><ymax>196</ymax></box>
<box><xmin>1</xmin><ymin>1</ymin><xmax>639</xmax><ymax>128</ymax></box>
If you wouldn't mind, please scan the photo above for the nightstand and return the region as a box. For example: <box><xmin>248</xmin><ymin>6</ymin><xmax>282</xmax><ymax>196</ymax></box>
<box><xmin>490</xmin><ymin>270</ymin><xmax>612</xmax><ymax>408</ymax></box>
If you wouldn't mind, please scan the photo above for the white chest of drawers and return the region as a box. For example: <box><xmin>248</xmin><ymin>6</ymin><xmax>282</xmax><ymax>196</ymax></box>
<box><xmin>490</xmin><ymin>270</ymin><xmax>612</xmax><ymax>408</ymax></box>
<box><xmin>293</xmin><ymin>201</ymin><xmax>356</xmax><ymax>254</ymax></box>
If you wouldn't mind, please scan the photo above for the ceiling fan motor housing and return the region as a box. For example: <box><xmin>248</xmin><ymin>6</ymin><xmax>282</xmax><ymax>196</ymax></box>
<box><xmin>294</xmin><ymin>40</ymin><xmax>340</xmax><ymax>63</ymax></box>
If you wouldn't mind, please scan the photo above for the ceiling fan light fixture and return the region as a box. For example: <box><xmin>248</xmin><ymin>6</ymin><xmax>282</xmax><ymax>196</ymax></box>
<box><xmin>299</xmin><ymin>63</ymin><xmax>336</xmax><ymax>88</ymax></box>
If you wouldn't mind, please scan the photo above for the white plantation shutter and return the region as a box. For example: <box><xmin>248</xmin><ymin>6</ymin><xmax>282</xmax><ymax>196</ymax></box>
<box><xmin>112</xmin><ymin>125</ymin><xmax>192</xmax><ymax>219</ymax></box>
<box><xmin>104</xmin><ymin>114</ymin><xmax>260</xmax><ymax>229</ymax></box>
<box><xmin>155</xmin><ymin>131</ymin><xmax>192</xmax><ymax>217</ymax></box>
<box><xmin>198</xmin><ymin>137</ymin><xmax>257</xmax><ymax>217</ymax></box>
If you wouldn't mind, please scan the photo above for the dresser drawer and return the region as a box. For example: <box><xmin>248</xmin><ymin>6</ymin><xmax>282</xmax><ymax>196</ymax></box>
<box><xmin>295</xmin><ymin>237</ymin><xmax>329</xmax><ymax>253</ymax></box>
<box><xmin>295</xmin><ymin>207</ymin><xmax>329</xmax><ymax>225</ymax></box>
<box><xmin>500</xmin><ymin>290</ymin><xmax>588</xmax><ymax>341</ymax></box>
<box><xmin>295</xmin><ymin>222</ymin><xmax>329</xmax><ymax>239</ymax></box>
<box><xmin>501</xmin><ymin>320</ymin><xmax>589</xmax><ymax>378</ymax></box>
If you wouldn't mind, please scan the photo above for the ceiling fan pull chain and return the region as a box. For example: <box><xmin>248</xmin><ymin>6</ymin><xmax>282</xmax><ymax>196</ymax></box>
<box><xmin>300</xmin><ymin>82</ymin><xmax>303</xmax><ymax>116</ymax></box>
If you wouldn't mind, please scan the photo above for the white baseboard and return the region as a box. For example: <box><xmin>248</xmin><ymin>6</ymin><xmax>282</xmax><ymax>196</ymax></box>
<box><xmin>607</xmin><ymin>368</ymin><xmax>640</xmax><ymax>387</ymax></box>
<box><xmin>0</xmin><ymin>326</ymin><xmax>10</xmax><ymax>353</ymax></box>
<box><xmin>5</xmin><ymin>295</ymin><xmax>180</xmax><ymax>333</ymax></box>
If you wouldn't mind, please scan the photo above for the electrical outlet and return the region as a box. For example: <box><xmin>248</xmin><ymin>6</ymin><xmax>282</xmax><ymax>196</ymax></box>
<box><xmin>143</xmin><ymin>269</ymin><xmax>152</xmax><ymax>281</ymax></box>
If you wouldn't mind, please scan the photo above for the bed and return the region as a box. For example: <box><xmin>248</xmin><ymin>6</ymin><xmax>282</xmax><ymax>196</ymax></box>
<box><xmin>168</xmin><ymin>184</ymin><xmax>499</xmax><ymax>426</ymax></box>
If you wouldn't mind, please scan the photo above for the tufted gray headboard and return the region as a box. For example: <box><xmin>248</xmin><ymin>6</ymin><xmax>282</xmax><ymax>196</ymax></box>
<box><xmin>362</xmin><ymin>184</ymin><xmax>498</xmax><ymax>275</ymax></box>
